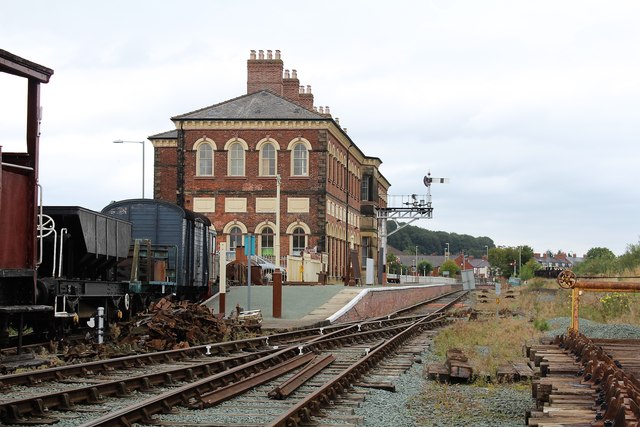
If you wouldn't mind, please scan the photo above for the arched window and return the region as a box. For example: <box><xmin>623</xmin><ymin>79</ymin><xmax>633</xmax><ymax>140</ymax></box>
<box><xmin>229</xmin><ymin>226</ymin><xmax>243</xmax><ymax>250</ymax></box>
<box><xmin>292</xmin><ymin>143</ymin><xmax>308</xmax><ymax>176</ymax></box>
<box><xmin>260</xmin><ymin>226</ymin><xmax>274</xmax><ymax>256</ymax></box>
<box><xmin>198</xmin><ymin>144</ymin><xmax>213</xmax><ymax>176</ymax></box>
<box><xmin>292</xmin><ymin>227</ymin><xmax>306</xmax><ymax>256</ymax></box>
<box><xmin>229</xmin><ymin>142</ymin><xmax>245</xmax><ymax>176</ymax></box>
<box><xmin>260</xmin><ymin>143</ymin><xmax>276</xmax><ymax>176</ymax></box>
<box><xmin>195</xmin><ymin>140</ymin><xmax>214</xmax><ymax>176</ymax></box>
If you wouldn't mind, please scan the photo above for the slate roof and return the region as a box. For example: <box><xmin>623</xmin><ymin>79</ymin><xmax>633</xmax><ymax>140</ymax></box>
<box><xmin>148</xmin><ymin>129</ymin><xmax>178</xmax><ymax>140</ymax></box>
<box><xmin>171</xmin><ymin>90</ymin><xmax>326</xmax><ymax>121</ymax></box>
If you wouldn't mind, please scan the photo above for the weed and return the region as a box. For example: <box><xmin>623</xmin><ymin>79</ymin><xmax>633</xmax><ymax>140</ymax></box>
<box><xmin>533</xmin><ymin>318</ymin><xmax>550</xmax><ymax>331</ymax></box>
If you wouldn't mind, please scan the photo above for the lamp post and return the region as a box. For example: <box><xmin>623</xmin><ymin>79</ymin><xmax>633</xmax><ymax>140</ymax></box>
<box><xmin>415</xmin><ymin>245</ymin><xmax>418</xmax><ymax>282</ymax></box>
<box><xmin>273</xmin><ymin>174</ymin><xmax>282</xmax><ymax>318</ymax></box>
<box><xmin>445</xmin><ymin>242</ymin><xmax>450</xmax><ymax>261</ymax></box>
<box><xmin>113</xmin><ymin>139</ymin><xmax>145</xmax><ymax>198</ymax></box>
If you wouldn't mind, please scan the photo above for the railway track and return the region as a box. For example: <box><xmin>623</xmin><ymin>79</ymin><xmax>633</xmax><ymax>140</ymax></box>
<box><xmin>0</xmin><ymin>290</ymin><xmax>467</xmax><ymax>426</ymax></box>
<box><xmin>527</xmin><ymin>329</ymin><xmax>640</xmax><ymax>426</ymax></box>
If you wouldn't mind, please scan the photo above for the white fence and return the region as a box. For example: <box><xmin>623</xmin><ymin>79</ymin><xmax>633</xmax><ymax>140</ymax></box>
<box><xmin>225</xmin><ymin>252</ymin><xmax>325</xmax><ymax>284</ymax></box>
<box><xmin>385</xmin><ymin>274</ymin><xmax>457</xmax><ymax>285</ymax></box>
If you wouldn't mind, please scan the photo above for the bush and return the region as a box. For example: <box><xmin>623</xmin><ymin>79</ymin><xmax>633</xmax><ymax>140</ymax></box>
<box><xmin>533</xmin><ymin>318</ymin><xmax>550</xmax><ymax>331</ymax></box>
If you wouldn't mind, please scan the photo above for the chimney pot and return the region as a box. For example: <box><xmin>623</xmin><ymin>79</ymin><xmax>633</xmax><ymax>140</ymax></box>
<box><xmin>325</xmin><ymin>106</ymin><xmax>331</xmax><ymax>115</ymax></box>
<box><xmin>299</xmin><ymin>85</ymin><xmax>305</xmax><ymax>94</ymax></box>
<box><xmin>306</xmin><ymin>85</ymin><xmax>312</xmax><ymax>94</ymax></box>
<box><xmin>292</xmin><ymin>69</ymin><xmax>297</xmax><ymax>79</ymax></box>
<box><xmin>319</xmin><ymin>106</ymin><xmax>324</xmax><ymax>114</ymax></box>
<box><xmin>284</xmin><ymin>69</ymin><xmax>290</xmax><ymax>79</ymax></box>
<box><xmin>250</xmin><ymin>50</ymin><xmax>256</xmax><ymax>60</ymax></box>
<box><xmin>313</xmin><ymin>106</ymin><xmax>318</xmax><ymax>112</ymax></box>
<box><xmin>275</xmin><ymin>49</ymin><xmax>281</xmax><ymax>59</ymax></box>
<box><xmin>336</xmin><ymin>117</ymin><xmax>340</xmax><ymax>124</ymax></box>
<box><xmin>258</xmin><ymin>50</ymin><xmax>265</xmax><ymax>59</ymax></box>
<box><xmin>267</xmin><ymin>50</ymin><xmax>273</xmax><ymax>59</ymax></box>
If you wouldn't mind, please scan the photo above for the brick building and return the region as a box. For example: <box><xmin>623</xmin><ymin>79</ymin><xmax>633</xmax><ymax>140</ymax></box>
<box><xmin>149</xmin><ymin>50</ymin><xmax>390</xmax><ymax>284</ymax></box>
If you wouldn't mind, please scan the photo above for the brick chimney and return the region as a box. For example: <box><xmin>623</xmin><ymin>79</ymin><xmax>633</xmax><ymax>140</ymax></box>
<box><xmin>283</xmin><ymin>68</ymin><xmax>300</xmax><ymax>102</ymax></box>
<box><xmin>247</xmin><ymin>49</ymin><xmax>284</xmax><ymax>95</ymax></box>
<box><xmin>298</xmin><ymin>84</ymin><xmax>314</xmax><ymax>110</ymax></box>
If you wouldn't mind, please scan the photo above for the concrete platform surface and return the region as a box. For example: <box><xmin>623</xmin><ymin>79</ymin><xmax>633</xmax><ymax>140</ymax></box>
<box><xmin>204</xmin><ymin>285</ymin><xmax>365</xmax><ymax>330</ymax></box>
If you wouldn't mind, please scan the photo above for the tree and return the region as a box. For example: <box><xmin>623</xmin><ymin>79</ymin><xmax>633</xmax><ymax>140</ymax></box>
<box><xmin>520</xmin><ymin>259</ymin><xmax>541</xmax><ymax>281</ymax></box>
<box><xmin>386</xmin><ymin>253</ymin><xmax>401</xmax><ymax>274</ymax></box>
<box><xmin>574</xmin><ymin>246</ymin><xmax>618</xmax><ymax>276</ymax></box>
<box><xmin>417</xmin><ymin>260</ymin><xmax>433</xmax><ymax>276</ymax></box>
<box><xmin>619</xmin><ymin>242</ymin><xmax>640</xmax><ymax>272</ymax></box>
<box><xmin>489</xmin><ymin>245</ymin><xmax>534</xmax><ymax>278</ymax></box>
<box><xmin>440</xmin><ymin>259</ymin><xmax>460</xmax><ymax>277</ymax></box>
<box><xmin>585</xmin><ymin>247</ymin><xmax>616</xmax><ymax>261</ymax></box>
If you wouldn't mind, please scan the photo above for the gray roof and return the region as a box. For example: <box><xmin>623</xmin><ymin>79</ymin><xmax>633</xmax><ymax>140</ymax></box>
<box><xmin>148</xmin><ymin>129</ymin><xmax>178</xmax><ymax>140</ymax></box>
<box><xmin>172</xmin><ymin>90</ymin><xmax>325</xmax><ymax>121</ymax></box>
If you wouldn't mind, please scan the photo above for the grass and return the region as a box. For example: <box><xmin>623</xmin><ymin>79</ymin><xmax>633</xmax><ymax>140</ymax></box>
<box><xmin>430</xmin><ymin>277</ymin><xmax>640</xmax><ymax>381</ymax></box>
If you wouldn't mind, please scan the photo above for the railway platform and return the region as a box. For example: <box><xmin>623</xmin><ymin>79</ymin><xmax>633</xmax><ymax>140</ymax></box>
<box><xmin>204</xmin><ymin>285</ymin><xmax>361</xmax><ymax>329</ymax></box>
<box><xmin>203</xmin><ymin>282</ymin><xmax>460</xmax><ymax>330</ymax></box>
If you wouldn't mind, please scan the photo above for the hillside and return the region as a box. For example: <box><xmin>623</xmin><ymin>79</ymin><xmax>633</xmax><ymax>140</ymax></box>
<box><xmin>387</xmin><ymin>221</ymin><xmax>494</xmax><ymax>257</ymax></box>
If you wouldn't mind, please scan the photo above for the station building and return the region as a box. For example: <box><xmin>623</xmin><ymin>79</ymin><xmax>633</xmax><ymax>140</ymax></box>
<box><xmin>149</xmin><ymin>50</ymin><xmax>390</xmax><ymax>284</ymax></box>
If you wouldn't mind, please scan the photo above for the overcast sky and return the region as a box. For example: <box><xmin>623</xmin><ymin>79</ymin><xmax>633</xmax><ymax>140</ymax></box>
<box><xmin>2</xmin><ymin>1</ymin><xmax>639</xmax><ymax>256</ymax></box>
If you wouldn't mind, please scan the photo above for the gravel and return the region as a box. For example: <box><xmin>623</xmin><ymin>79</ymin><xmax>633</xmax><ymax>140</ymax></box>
<box><xmin>352</xmin><ymin>317</ymin><xmax>640</xmax><ymax>426</ymax></box>
<box><xmin>353</xmin><ymin>337</ymin><xmax>533</xmax><ymax>426</ymax></box>
<box><xmin>546</xmin><ymin>317</ymin><xmax>640</xmax><ymax>339</ymax></box>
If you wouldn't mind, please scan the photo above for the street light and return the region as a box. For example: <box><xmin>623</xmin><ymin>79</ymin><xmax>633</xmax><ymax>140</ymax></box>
<box><xmin>415</xmin><ymin>245</ymin><xmax>418</xmax><ymax>283</ymax></box>
<box><xmin>445</xmin><ymin>242</ymin><xmax>450</xmax><ymax>260</ymax></box>
<box><xmin>113</xmin><ymin>139</ymin><xmax>146</xmax><ymax>198</ymax></box>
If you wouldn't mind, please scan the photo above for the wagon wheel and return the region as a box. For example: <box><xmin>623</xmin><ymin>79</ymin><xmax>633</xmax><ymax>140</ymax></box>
<box><xmin>557</xmin><ymin>269</ymin><xmax>577</xmax><ymax>289</ymax></box>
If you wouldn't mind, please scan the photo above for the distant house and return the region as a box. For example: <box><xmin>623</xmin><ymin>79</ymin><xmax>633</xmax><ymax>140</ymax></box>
<box><xmin>468</xmin><ymin>257</ymin><xmax>490</xmax><ymax>278</ymax></box>
<box><xmin>532</xmin><ymin>252</ymin><xmax>583</xmax><ymax>278</ymax></box>
<box><xmin>394</xmin><ymin>252</ymin><xmax>491</xmax><ymax>278</ymax></box>
<box><xmin>533</xmin><ymin>252</ymin><xmax>579</xmax><ymax>270</ymax></box>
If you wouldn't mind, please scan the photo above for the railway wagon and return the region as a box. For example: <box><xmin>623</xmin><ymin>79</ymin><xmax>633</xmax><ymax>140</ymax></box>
<box><xmin>102</xmin><ymin>199</ymin><xmax>214</xmax><ymax>301</ymax></box>
<box><xmin>0</xmin><ymin>49</ymin><xmax>54</xmax><ymax>339</ymax></box>
<box><xmin>37</xmin><ymin>206</ymin><xmax>132</xmax><ymax>326</ymax></box>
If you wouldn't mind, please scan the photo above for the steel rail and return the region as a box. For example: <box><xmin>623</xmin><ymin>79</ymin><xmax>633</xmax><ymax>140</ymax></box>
<box><xmin>75</xmin><ymin>315</ymin><xmax>447</xmax><ymax>426</ymax></box>
<box><xmin>0</xmin><ymin>337</ymin><xmax>267</xmax><ymax>388</ymax></box>
<box><xmin>267</xmin><ymin>314</ymin><xmax>439</xmax><ymax>427</ymax></box>
<box><xmin>194</xmin><ymin>352</ymin><xmax>317</xmax><ymax>409</ymax></box>
<box><xmin>384</xmin><ymin>289</ymin><xmax>468</xmax><ymax>318</ymax></box>
<box><xmin>5</xmin><ymin>291</ymin><xmax>463</xmax><ymax>425</ymax></box>
<box><xmin>77</xmin><ymin>346</ymin><xmax>302</xmax><ymax>427</ymax></box>
<box><xmin>268</xmin><ymin>354</ymin><xmax>336</xmax><ymax>399</ymax></box>
<box><xmin>0</xmin><ymin>349</ymin><xmax>278</xmax><ymax>423</ymax></box>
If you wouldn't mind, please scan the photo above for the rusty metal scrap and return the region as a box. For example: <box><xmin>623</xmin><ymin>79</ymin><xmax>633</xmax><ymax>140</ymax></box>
<box><xmin>117</xmin><ymin>297</ymin><xmax>232</xmax><ymax>351</ymax></box>
<box><xmin>268</xmin><ymin>354</ymin><xmax>335</xmax><ymax>399</ymax></box>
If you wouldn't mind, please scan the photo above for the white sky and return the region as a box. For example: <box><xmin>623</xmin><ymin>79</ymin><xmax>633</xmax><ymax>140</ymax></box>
<box><xmin>2</xmin><ymin>0</ymin><xmax>639</xmax><ymax>256</ymax></box>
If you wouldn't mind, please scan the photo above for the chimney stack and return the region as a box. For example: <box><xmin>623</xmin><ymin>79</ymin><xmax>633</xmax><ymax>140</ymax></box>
<box><xmin>299</xmin><ymin>84</ymin><xmax>314</xmax><ymax>110</ymax></box>
<box><xmin>246</xmin><ymin>50</ymin><xmax>315</xmax><ymax>111</ymax></box>
<box><xmin>247</xmin><ymin>49</ymin><xmax>284</xmax><ymax>95</ymax></box>
<box><xmin>283</xmin><ymin>68</ymin><xmax>301</xmax><ymax>102</ymax></box>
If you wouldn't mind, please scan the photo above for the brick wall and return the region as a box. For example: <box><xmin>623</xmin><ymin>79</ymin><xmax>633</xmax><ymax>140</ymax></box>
<box><xmin>333</xmin><ymin>285</ymin><xmax>459</xmax><ymax>323</ymax></box>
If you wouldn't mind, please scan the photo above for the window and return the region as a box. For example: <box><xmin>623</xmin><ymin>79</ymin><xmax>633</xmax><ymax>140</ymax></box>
<box><xmin>361</xmin><ymin>174</ymin><xmax>374</xmax><ymax>201</ymax></box>
<box><xmin>229</xmin><ymin>226</ymin><xmax>243</xmax><ymax>250</ymax></box>
<box><xmin>292</xmin><ymin>227</ymin><xmax>306</xmax><ymax>256</ymax></box>
<box><xmin>260</xmin><ymin>143</ymin><xmax>276</xmax><ymax>176</ymax></box>
<box><xmin>196</xmin><ymin>141</ymin><xmax>214</xmax><ymax>176</ymax></box>
<box><xmin>260</xmin><ymin>226</ymin><xmax>274</xmax><ymax>256</ymax></box>
<box><xmin>229</xmin><ymin>142</ymin><xmax>245</xmax><ymax>176</ymax></box>
<box><xmin>292</xmin><ymin>143</ymin><xmax>308</xmax><ymax>176</ymax></box>
<box><xmin>361</xmin><ymin>236</ymin><xmax>371</xmax><ymax>267</ymax></box>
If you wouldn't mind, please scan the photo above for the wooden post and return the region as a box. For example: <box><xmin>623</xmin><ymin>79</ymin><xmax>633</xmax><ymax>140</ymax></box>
<box><xmin>273</xmin><ymin>269</ymin><xmax>282</xmax><ymax>318</ymax></box>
